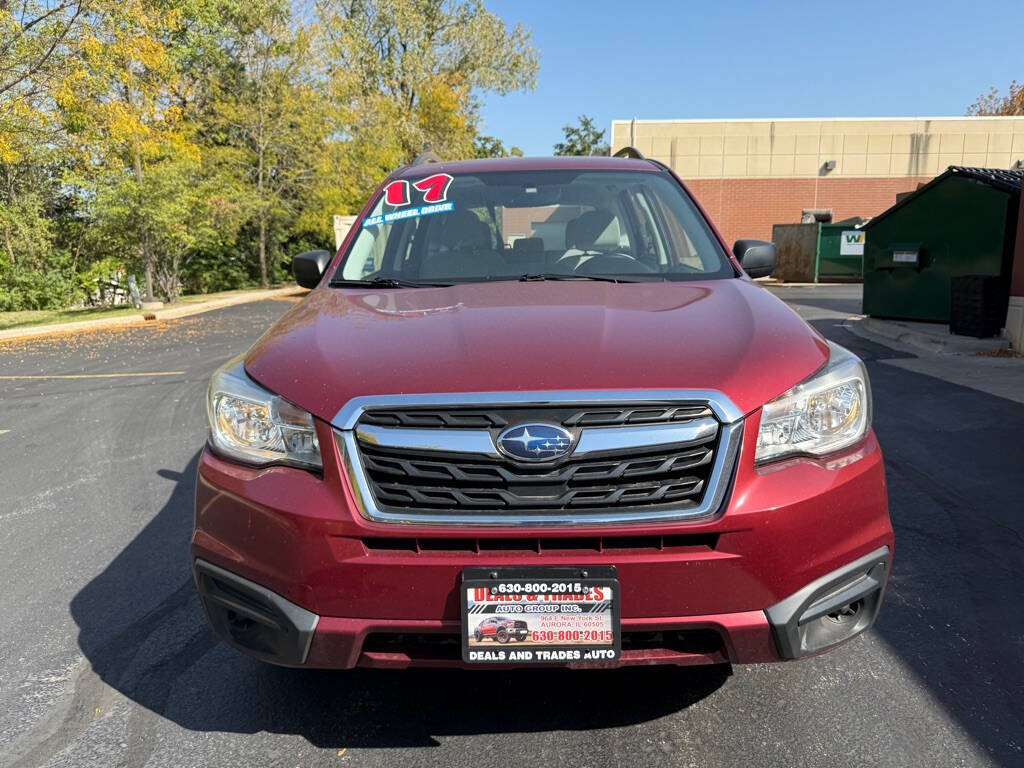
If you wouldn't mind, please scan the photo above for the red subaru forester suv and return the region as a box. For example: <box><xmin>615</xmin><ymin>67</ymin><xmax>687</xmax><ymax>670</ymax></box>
<box><xmin>193</xmin><ymin>153</ymin><xmax>893</xmax><ymax>669</ymax></box>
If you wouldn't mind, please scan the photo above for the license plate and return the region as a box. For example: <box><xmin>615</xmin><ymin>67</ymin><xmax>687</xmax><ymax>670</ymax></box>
<box><xmin>461</xmin><ymin>566</ymin><xmax>620</xmax><ymax>665</ymax></box>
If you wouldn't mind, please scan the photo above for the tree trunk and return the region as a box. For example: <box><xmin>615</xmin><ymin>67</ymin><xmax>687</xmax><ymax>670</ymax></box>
<box><xmin>259</xmin><ymin>215</ymin><xmax>268</xmax><ymax>289</ymax></box>
<box><xmin>131</xmin><ymin>146</ymin><xmax>155</xmax><ymax>302</ymax></box>
<box><xmin>3</xmin><ymin>169</ymin><xmax>14</xmax><ymax>264</ymax></box>
<box><xmin>256</xmin><ymin>139</ymin><xmax>268</xmax><ymax>289</ymax></box>
<box><xmin>256</xmin><ymin>61</ymin><xmax>269</xmax><ymax>290</ymax></box>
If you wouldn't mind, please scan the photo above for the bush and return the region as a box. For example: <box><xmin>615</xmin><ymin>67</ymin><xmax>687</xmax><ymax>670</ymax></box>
<box><xmin>181</xmin><ymin>251</ymin><xmax>252</xmax><ymax>295</ymax></box>
<box><xmin>0</xmin><ymin>265</ymin><xmax>77</xmax><ymax>311</ymax></box>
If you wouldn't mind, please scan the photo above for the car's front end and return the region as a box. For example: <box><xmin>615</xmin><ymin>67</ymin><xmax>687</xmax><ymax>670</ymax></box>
<box><xmin>192</xmin><ymin>156</ymin><xmax>893</xmax><ymax>670</ymax></box>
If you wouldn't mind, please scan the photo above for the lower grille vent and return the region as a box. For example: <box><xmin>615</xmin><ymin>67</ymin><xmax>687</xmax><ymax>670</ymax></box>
<box><xmin>361</xmin><ymin>534</ymin><xmax>719</xmax><ymax>555</ymax></box>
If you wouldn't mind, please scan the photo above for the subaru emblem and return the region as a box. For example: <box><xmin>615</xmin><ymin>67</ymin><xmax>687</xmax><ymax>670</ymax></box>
<box><xmin>496</xmin><ymin>423</ymin><xmax>574</xmax><ymax>462</ymax></box>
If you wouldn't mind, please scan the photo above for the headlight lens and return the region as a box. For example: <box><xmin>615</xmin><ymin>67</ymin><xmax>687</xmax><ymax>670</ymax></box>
<box><xmin>207</xmin><ymin>356</ymin><xmax>321</xmax><ymax>469</ymax></box>
<box><xmin>755</xmin><ymin>341</ymin><xmax>871</xmax><ymax>464</ymax></box>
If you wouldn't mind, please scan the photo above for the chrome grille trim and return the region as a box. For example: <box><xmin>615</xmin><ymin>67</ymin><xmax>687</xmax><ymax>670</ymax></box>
<box><xmin>355</xmin><ymin>417</ymin><xmax>720</xmax><ymax>458</ymax></box>
<box><xmin>355</xmin><ymin>425</ymin><xmax>501</xmax><ymax>456</ymax></box>
<box><xmin>335</xmin><ymin>390</ymin><xmax>744</xmax><ymax>527</ymax></box>
<box><xmin>573</xmin><ymin>418</ymin><xmax>719</xmax><ymax>456</ymax></box>
<box><xmin>331</xmin><ymin>389</ymin><xmax>744</xmax><ymax>430</ymax></box>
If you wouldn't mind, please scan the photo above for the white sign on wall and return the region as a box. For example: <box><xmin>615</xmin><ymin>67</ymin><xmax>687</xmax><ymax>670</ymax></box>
<box><xmin>840</xmin><ymin>230</ymin><xmax>865</xmax><ymax>256</ymax></box>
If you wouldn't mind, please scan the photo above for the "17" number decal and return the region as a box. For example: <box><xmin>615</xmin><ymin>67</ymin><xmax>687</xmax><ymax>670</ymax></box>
<box><xmin>383</xmin><ymin>173</ymin><xmax>453</xmax><ymax>207</ymax></box>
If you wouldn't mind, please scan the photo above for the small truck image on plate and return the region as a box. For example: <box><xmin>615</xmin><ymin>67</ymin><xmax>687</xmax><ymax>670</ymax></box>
<box><xmin>473</xmin><ymin>616</ymin><xmax>530</xmax><ymax>644</ymax></box>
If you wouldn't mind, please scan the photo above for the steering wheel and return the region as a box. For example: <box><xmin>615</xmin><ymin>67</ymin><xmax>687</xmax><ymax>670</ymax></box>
<box><xmin>574</xmin><ymin>252</ymin><xmax>656</xmax><ymax>275</ymax></box>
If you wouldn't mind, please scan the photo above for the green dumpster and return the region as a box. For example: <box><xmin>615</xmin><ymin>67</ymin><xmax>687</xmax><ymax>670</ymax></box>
<box><xmin>770</xmin><ymin>222</ymin><xmax>864</xmax><ymax>282</ymax></box>
<box><xmin>862</xmin><ymin>166</ymin><xmax>1022</xmax><ymax>322</ymax></box>
<box><xmin>816</xmin><ymin>224</ymin><xmax>865</xmax><ymax>281</ymax></box>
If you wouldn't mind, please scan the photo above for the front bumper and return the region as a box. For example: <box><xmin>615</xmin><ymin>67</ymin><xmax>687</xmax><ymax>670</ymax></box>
<box><xmin>192</xmin><ymin>422</ymin><xmax>894</xmax><ymax>668</ymax></box>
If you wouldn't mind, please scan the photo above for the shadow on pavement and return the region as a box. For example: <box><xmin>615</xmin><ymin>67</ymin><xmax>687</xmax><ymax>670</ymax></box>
<box><xmin>814</xmin><ymin>318</ymin><xmax>1024</xmax><ymax>764</ymax></box>
<box><xmin>69</xmin><ymin>451</ymin><xmax>728</xmax><ymax>749</ymax></box>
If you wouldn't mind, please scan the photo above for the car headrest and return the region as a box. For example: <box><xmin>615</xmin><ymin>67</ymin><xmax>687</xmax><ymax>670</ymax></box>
<box><xmin>565</xmin><ymin>210</ymin><xmax>620</xmax><ymax>251</ymax></box>
<box><xmin>441</xmin><ymin>209</ymin><xmax>490</xmax><ymax>250</ymax></box>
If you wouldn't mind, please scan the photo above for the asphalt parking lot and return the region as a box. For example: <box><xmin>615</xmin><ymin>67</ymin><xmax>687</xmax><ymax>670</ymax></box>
<box><xmin>0</xmin><ymin>285</ymin><xmax>1021</xmax><ymax>768</ymax></box>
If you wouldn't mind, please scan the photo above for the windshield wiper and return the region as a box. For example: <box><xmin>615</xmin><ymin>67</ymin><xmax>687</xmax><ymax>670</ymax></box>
<box><xmin>328</xmin><ymin>277</ymin><xmax>452</xmax><ymax>289</ymax></box>
<box><xmin>518</xmin><ymin>273</ymin><xmax>635</xmax><ymax>284</ymax></box>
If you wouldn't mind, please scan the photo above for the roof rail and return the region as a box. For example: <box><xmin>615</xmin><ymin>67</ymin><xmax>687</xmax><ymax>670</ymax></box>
<box><xmin>613</xmin><ymin>146</ymin><xmax>645</xmax><ymax>160</ymax></box>
<box><xmin>413</xmin><ymin>150</ymin><xmax>443</xmax><ymax>166</ymax></box>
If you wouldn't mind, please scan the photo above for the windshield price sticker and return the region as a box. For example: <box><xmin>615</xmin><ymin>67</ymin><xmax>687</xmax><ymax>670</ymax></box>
<box><xmin>460</xmin><ymin>568</ymin><xmax>621</xmax><ymax>665</ymax></box>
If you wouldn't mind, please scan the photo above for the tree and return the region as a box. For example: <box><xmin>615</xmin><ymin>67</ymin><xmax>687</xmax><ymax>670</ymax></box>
<box><xmin>0</xmin><ymin>0</ymin><xmax>536</xmax><ymax>310</ymax></box>
<box><xmin>0</xmin><ymin>1</ymin><xmax>86</xmax><ymax>295</ymax></box>
<box><xmin>968</xmin><ymin>81</ymin><xmax>1024</xmax><ymax>116</ymax></box>
<box><xmin>317</xmin><ymin>0</ymin><xmax>538</xmax><ymax>164</ymax></box>
<box><xmin>0</xmin><ymin>161</ymin><xmax>51</xmax><ymax>265</ymax></box>
<box><xmin>554</xmin><ymin>115</ymin><xmax>608</xmax><ymax>157</ymax></box>
<box><xmin>473</xmin><ymin>133</ymin><xmax>522</xmax><ymax>158</ymax></box>
<box><xmin>0</xmin><ymin>1</ymin><xmax>86</xmax><ymax>159</ymax></box>
<box><xmin>208</xmin><ymin>1</ymin><xmax>325</xmax><ymax>288</ymax></box>
<box><xmin>57</xmin><ymin>0</ymin><xmax>201</xmax><ymax>301</ymax></box>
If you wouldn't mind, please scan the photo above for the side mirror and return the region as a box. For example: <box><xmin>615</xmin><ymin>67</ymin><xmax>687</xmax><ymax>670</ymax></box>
<box><xmin>733</xmin><ymin>239</ymin><xmax>776</xmax><ymax>279</ymax></box>
<box><xmin>292</xmin><ymin>250</ymin><xmax>332</xmax><ymax>289</ymax></box>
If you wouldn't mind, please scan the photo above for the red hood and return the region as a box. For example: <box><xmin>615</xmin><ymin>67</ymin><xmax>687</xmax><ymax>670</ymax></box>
<box><xmin>245</xmin><ymin>279</ymin><xmax>828</xmax><ymax>425</ymax></box>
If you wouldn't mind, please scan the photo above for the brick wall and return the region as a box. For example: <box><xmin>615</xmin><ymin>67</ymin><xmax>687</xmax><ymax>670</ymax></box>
<box><xmin>684</xmin><ymin>176</ymin><xmax>934</xmax><ymax>246</ymax></box>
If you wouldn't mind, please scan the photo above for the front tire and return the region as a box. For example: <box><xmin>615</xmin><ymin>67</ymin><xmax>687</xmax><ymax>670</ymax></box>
<box><xmin>496</xmin><ymin>629</ymin><xmax>509</xmax><ymax>644</ymax></box>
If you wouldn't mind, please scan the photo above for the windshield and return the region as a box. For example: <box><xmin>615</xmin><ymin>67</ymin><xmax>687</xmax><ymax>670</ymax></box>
<box><xmin>333</xmin><ymin>169</ymin><xmax>735</xmax><ymax>285</ymax></box>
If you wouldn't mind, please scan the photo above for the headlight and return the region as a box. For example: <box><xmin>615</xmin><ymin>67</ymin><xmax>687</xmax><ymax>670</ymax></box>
<box><xmin>755</xmin><ymin>341</ymin><xmax>871</xmax><ymax>464</ymax></box>
<box><xmin>207</xmin><ymin>356</ymin><xmax>322</xmax><ymax>469</ymax></box>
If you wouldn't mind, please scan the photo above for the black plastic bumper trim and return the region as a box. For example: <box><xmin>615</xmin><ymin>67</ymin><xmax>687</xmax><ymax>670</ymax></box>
<box><xmin>765</xmin><ymin>546</ymin><xmax>891</xmax><ymax>659</ymax></box>
<box><xmin>193</xmin><ymin>559</ymin><xmax>319</xmax><ymax>666</ymax></box>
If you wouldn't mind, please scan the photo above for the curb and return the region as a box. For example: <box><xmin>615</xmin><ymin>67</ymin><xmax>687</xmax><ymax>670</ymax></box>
<box><xmin>851</xmin><ymin>316</ymin><xmax>1011</xmax><ymax>355</ymax></box>
<box><xmin>0</xmin><ymin>286</ymin><xmax>305</xmax><ymax>343</ymax></box>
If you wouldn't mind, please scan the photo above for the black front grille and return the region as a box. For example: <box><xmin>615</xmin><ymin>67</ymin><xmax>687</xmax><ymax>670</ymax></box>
<box><xmin>352</xmin><ymin>403</ymin><xmax>723</xmax><ymax>520</ymax></box>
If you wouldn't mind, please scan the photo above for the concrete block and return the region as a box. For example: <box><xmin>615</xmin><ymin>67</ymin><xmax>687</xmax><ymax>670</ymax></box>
<box><xmin>698</xmin><ymin>155</ymin><xmax>724</xmax><ymax>177</ymax></box>
<box><xmin>868</xmin><ymin>135</ymin><xmax>892</xmax><ymax>154</ymax></box>
<box><xmin>964</xmin><ymin>133</ymin><xmax>990</xmax><ymax>153</ymax></box>
<box><xmin>844</xmin><ymin>135</ymin><xmax>868</xmax><ymax>154</ymax></box>
<box><xmin>795</xmin><ymin>134</ymin><xmax>820</xmax><ymax>155</ymax></box>
<box><xmin>841</xmin><ymin>154</ymin><xmax>867</xmax><ymax>175</ymax></box>
<box><xmin>794</xmin><ymin>155</ymin><xmax>819</xmax><ymax>176</ymax></box>
<box><xmin>700</xmin><ymin>136</ymin><xmax>724</xmax><ymax>155</ymax></box>
<box><xmin>1007</xmin><ymin>297</ymin><xmax>1024</xmax><ymax>353</ymax></box>
<box><xmin>985</xmin><ymin>152</ymin><xmax>1012</xmax><ymax>169</ymax></box>
<box><xmin>989</xmin><ymin>133</ymin><xmax>1013</xmax><ymax>153</ymax></box>
<box><xmin>724</xmin><ymin>135</ymin><xmax>747</xmax><ymax>155</ymax></box>
<box><xmin>866</xmin><ymin>155</ymin><xmax>890</xmax><ymax>175</ymax></box>
<box><xmin>770</xmin><ymin>155</ymin><xmax>795</xmax><ymax>176</ymax></box>
<box><xmin>747</xmin><ymin>155</ymin><xmax>771</xmax><ymax>176</ymax></box>
<box><xmin>723</xmin><ymin>155</ymin><xmax>748</xmax><ymax>177</ymax></box>
<box><xmin>771</xmin><ymin>135</ymin><xmax>797</xmax><ymax>155</ymax></box>
<box><xmin>939</xmin><ymin>133</ymin><xmax>965</xmax><ymax>153</ymax></box>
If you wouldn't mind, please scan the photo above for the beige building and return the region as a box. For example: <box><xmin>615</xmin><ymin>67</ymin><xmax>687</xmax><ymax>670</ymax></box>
<box><xmin>610</xmin><ymin>116</ymin><xmax>1024</xmax><ymax>244</ymax></box>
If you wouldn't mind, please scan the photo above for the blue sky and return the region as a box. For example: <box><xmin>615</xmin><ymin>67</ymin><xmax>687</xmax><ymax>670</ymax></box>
<box><xmin>481</xmin><ymin>0</ymin><xmax>1024</xmax><ymax>156</ymax></box>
